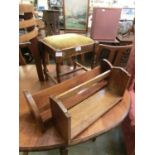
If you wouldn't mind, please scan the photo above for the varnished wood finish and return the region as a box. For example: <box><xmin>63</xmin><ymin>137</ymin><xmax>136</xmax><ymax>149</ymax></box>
<box><xmin>19</xmin><ymin>4</ymin><xmax>44</xmax><ymax>81</ymax></box>
<box><xmin>56</xmin><ymin>70</ymin><xmax>110</xmax><ymax>100</ymax></box>
<box><xmin>20</xmin><ymin>64</ymin><xmax>130</xmax><ymax>152</ymax></box>
<box><xmin>19</xmin><ymin>4</ymin><xmax>34</xmax><ymax>13</ymax></box>
<box><xmin>69</xmin><ymin>90</ymin><xmax>121</xmax><ymax>139</ymax></box>
<box><xmin>19</xmin><ymin>18</ymin><xmax>37</xmax><ymax>29</ymax></box>
<box><xmin>51</xmin><ymin>64</ymin><xmax>130</xmax><ymax>141</ymax></box>
<box><xmin>23</xmin><ymin>60</ymin><xmax>111</xmax><ymax>130</ymax></box>
<box><xmin>41</xmin><ymin>39</ymin><xmax>95</xmax><ymax>83</ymax></box>
<box><xmin>19</xmin><ymin>48</ymin><xmax>26</xmax><ymax>65</ymax></box>
<box><xmin>108</xmin><ymin>67</ymin><xmax>130</xmax><ymax>96</ymax></box>
<box><xmin>51</xmin><ymin>97</ymin><xmax>71</xmax><ymax>144</ymax></box>
<box><xmin>94</xmin><ymin>44</ymin><xmax>133</xmax><ymax>68</ymax></box>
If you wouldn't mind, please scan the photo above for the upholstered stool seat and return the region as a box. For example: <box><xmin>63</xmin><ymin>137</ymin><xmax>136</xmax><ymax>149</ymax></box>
<box><xmin>40</xmin><ymin>33</ymin><xmax>95</xmax><ymax>83</ymax></box>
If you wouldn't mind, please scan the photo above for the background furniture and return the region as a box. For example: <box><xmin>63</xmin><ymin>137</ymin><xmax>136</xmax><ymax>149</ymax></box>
<box><xmin>19</xmin><ymin>4</ymin><xmax>44</xmax><ymax>81</ymax></box>
<box><xmin>40</xmin><ymin>33</ymin><xmax>95</xmax><ymax>83</ymax></box>
<box><xmin>42</xmin><ymin>10</ymin><xmax>60</xmax><ymax>36</ymax></box>
<box><xmin>93</xmin><ymin>44</ymin><xmax>133</xmax><ymax>68</ymax></box>
<box><xmin>90</xmin><ymin>8</ymin><xmax>121</xmax><ymax>41</ymax></box>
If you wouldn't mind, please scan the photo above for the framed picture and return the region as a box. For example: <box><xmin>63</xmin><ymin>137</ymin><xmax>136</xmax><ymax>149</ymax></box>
<box><xmin>63</xmin><ymin>0</ymin><xmax>89</xmax><ymax>32</ymax></box>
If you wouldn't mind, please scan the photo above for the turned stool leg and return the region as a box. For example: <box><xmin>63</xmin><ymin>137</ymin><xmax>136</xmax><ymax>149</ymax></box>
<box><xmin>60</xmin><ymin>147</ymin><xmax>68</xmax><ymax>155</ymax></box>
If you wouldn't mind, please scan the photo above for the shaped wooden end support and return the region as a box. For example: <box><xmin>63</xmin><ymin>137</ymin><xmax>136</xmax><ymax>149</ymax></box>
<box><xmin>23</xmin><ymin>59</ymin><xmax>130</xmax><ymax>137</ymax></box>
<box><xmin>50</xmin><ymin>60</ymin><xmax>130</xmax><ymax>144</ymax></box>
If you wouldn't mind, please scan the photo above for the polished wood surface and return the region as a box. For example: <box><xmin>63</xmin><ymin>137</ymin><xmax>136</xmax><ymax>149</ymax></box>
<box><xmin>41</xmin><ymin>39</ymin><xmax>95</xmax><ymax>83</ymax></box>
<box><xmin>19</xmin><ymin>4</ymin><xmax>44</xmax><ymax>81</ymax></box>
<box><xmin>20</xmin><ymin>65</ymin><xmax>130</xmax><ymax>152</ymax></box>
<box><xmin>51</xmin><ymin>62</ymin><xmax>130</xmax><ymax>141</ymax></box>
<box><xmin>94</xmin><ymin>44</ymin><xmax>133</xmax><ymax>68</ymax></box>
<box><xmin>22</xmin><ymin>60</ymin><xmax>111</xmax><ymax>131</ymax></box>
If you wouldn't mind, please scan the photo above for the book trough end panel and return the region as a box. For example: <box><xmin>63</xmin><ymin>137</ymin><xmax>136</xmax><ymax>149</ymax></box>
<box><xmin>51</xmin><ymin>64</ymin><xmax>130</xmax><ymax>143</ymax></box>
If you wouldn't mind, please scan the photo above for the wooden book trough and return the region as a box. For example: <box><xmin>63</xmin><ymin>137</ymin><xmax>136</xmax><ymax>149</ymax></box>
<box><xmin>50</xmin><ymin>60</ymin><xmax>130</xmax><ymax>144</ymax></box>
<box><xmin>23</xmin><ymin>59</ymin><xmax>130</xmax><ymax>137</ymax></box>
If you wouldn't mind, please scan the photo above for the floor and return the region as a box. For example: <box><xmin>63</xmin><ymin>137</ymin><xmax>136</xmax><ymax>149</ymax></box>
<box><xmin>19</xmin><ymin>64</ymin><xmax>128</xmax><ymax>155</ymax></box>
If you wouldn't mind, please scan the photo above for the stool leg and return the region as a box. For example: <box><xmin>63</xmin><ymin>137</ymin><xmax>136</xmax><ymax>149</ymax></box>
<box><xmin>60</xmin><ymin>147</ymin><xmax>68</xmax><ymax>155</ymax></box>
<box><xmin>56</xmin><ymin>62</ymin><xmax>61</xmax><ymax>83</ymax></box>
<box><xmin>73</xmin><ymin>56</ymin><xmax>77</xmax><ymax>70</ymax></box>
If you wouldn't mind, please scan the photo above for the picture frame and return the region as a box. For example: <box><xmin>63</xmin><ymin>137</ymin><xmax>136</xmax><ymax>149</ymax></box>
<box><xmin>63</xmin><ymin>0</ymin><xmax>89</xmax><ymax>32</ymax></box>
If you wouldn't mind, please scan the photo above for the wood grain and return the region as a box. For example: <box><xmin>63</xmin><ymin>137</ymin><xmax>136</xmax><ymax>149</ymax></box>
<box><xmin>19</xmin><ymin>4</ymin><xmax>34</xmax><ymax>13</ymax></box>
<box><xmin>50</xmin><ymin>97</ymin><xmax>71</xmax><ymax>144</ymax></box>
<box><xmin>19</xmin><ymin>4</ymin><xmax>44</xmax><ymax>81</ymax></box>
<box><xmin>20</xmin><ymin>65</ymin><xmax>130</xmax><ymax>151</ymax></box>
<box><xmin>108</xmin><ymin>67</ymin><xmax>130</xmax><ymax>96</ymax></box>
<box><xmin>56</xmin><ymin>70</ymin><xmax>110</xmax><ymax>100</ymax></box>
<box><xmin>19</xmin><ymin>19</ymin><xmax>37</xmax><ymax>29</ymax></box>
<box><xmin>69</xmin><ymin>89</ymin><xmax>122</xmax><ymax>139</ymax></box>
<box><xmin>63</xmin><ymin>80</ymin><xmax>108</xmax><ymax>109</ymax></box>
<box><xmin>19</xmin><ymin>28</ymin><xmax>38</xmax><ymax>43</ymax></box>
<box><xmin>94</xmin><ymin>44</ymin><xmax>133</xmax><ymax>68</ymax></box>
<box><xmin>51</xmin><ymin>63</ymin><xmax>130</xmax><ymax>142</ymax></box>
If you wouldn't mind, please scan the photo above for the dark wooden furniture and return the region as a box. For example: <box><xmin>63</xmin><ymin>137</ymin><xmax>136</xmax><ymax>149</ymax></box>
<box><xmin>93</xmin><ymin>44</ymin><xmax>133</xmax><ymax>68</ymax></box>
<box><xmin>20</xmin><ymin>64</ymin><xmax>130</xmax><ymax>155</ymax></box>
<box><xmin>42</xmin><ymin>10</ymin><xmax>60</xmax><ymax>35</ymax></box>
<box><xmin>40</xmin><ymin>34</ymin><xmax>95</xmax><ymax>83</ymax></box>
<box><xmin>19</xmin><ymin>4</ymin><xmax>44</xmax><ymax>81</ymax></box>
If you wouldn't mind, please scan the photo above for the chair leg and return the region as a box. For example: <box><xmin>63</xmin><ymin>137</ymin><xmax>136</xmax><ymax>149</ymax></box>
<box><xmin>29</xmin><ymin>38</ymin><xmax>45</xmax><ymax>81</ymax></box>
<box><xmin>60</xmin><ymin>147</ymin><xmax>68</xmax><ymax>155</ymax></box>
<box><xmin>19</xmin><ymin>48</ymin><xmax>26</xmax><ymax>65</ymax></box>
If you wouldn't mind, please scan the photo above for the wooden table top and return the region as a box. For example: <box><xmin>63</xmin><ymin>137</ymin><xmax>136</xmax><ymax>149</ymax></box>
<box><xmin>19</xmin><ymin>65</ymin><xmax>130</xmax><ymax>152</ymax></box>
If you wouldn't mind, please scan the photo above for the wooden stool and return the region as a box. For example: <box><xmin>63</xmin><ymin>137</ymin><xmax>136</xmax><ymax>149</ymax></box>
<box><xmin>40</xmin><ymin>33</ymin><xmax>95</xmax><ymax>83</ymax></box>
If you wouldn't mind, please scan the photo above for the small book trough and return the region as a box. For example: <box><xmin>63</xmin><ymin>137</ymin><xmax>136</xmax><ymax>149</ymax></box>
<box><xmin>50</xmin><ymin>60</ymin><xmax>130</xmax><ymax>144</ymax></box>
<box><xmin>23</xmin><ymin>59</ymin><xmax>130</xmax><ymax>140</ymax></box>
